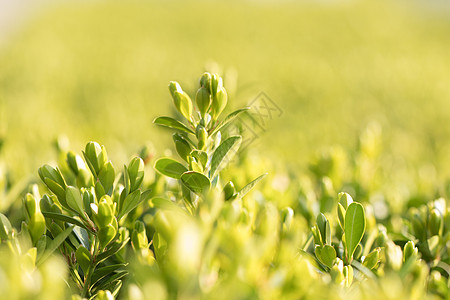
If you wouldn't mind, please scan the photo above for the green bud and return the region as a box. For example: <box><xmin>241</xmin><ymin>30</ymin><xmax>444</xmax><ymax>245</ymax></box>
<box><xmin>428</xmin><ymin>208</ymin><xmax>443</xmax><ymax>236</ymax></box>
<box><xmin>127</xmin><ymin>157</ymin><xmax>145</xmax><ymax>192</ymax></box>
<box><xmin>67</xmin><ymin>151</ymin><xmax>92</xmax><ymax>187</ymax></box>
<box><xmin>98</xmin><ymin>161</ymin><xmax>115</xmax><ymax>195</ymax></box>
<box><xmin>343</xmin><ymin>265</ymin><xmax>353</xmax><ymax>287</ymax></box>
<box><xmin>197</xmin><ymin>126</ymin><xmax>208</xmax><ymax>150</ymax></box>
<box><xmin>38</xmin><ymin>164</ymin><xmax>67</xmax><ymax>188</ymax></box>
<box><xmin>84</xmin><ymin>142</ymin><xmax>108</xmax><ymax>176</ymax></box>
<box><xmin>337</xmin><ymin>202</ymin><xmax>346</xmax><ymax>230</ymax></box>
<box><xmin>28</xmin><ymin>212</ymin><xmax>46</xmax><ymax>245</ymax></box>
<box><xmin>0</xmin><ymin>213</ymin><xmax>12</xmax><ymax>241</ymax></box>
<box><xmin>93</xmin><ymin>196</ymin><xmax>114</xmax><ymax>229</ymax></box>
<box><xmin>196</xmin><ymin>87</ymin><xmax>211</xmax><ymax>117</ymax></box>
<box><xmin>338</xmin><ymin>192</ymin><xmax>353</xmax><ymax>209</ymax></box>
<box><xmin>199</xmin><ymin>72</ymin><xmax>212</xmax><ymax>93</ymax></box>
<box><xmin>168</xmin><ymin>81</ymin><xmax>193</xmax><ymax>121</ymax></box>
<box><xmin>67</xmin><ymin>151</ymin><xmax>86</xmax><ymax>176</ymax></box>
<box><xmin>211</xmin><ymin>73</ymin><xmax>223</xmax><ymax>96</ymax></box>
<box><xmin>403</xmin><ymin>240</ymin><xmax>418</xmax><ymax>262</ymax></box>
<box><xmin>412</xmin><ymin>213</ymin><xmax>426</xmax><ymax>241</ymax></box>
<box><xmin>281</xmin><ymin>207</ymin><xmax>294</xmax><ymax>230</ymax></box>
<box><xmin>330</xmin><ymin>264</ymin><xmax>344</xmax><ymax>285</ymax></box>
<box><xmin>362</xmin><ymin>248</ymin><xmax>380</xmax><ymax>269</ymax></box>
<box><xmin>95</xmin><ymin>290</ymin><xmax>114</xmax><ymax>300</ymax></box>
<box><xmin>132</xmin><ymin>220</ymin><xmax>148</xmax><ymax>251</ymax></box>
<box><xmin>210</xmin><ymin>87</ymin><xmax>228</xmax><ymax>120</ymax></box>
<box><xmin>223</xmin><ymin>181</ymin><xmax>236</xmax><ymax>201</ymax></box>
<box><xmin>24</xmin><ymin>193</ymin><xmax>37</xmax><ymax>220</ymax></box>
<box><xmin>168</xmin><ymin>81</ymin><xmax>182</xmax><ymax>97</ymax></box>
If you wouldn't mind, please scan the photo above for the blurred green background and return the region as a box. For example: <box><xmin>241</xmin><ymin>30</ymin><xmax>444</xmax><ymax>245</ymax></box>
<box><xmin>1</xmin><ymin>0</ymin><xmax>450</xmax><ymax>183</ymax></box>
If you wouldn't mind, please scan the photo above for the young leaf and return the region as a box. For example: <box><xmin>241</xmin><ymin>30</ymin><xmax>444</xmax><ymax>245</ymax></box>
<box><xmin>344</xmin><ymin>202</ymin><xmax>366</xmax><ymax>261</ymax></box>
<box><xmin>210</xmin><ymin>107</ymin><xmax>250</xmax><ymax>136</ymax></box>
<box><xmin>362</xmin><ymin>248</ymin><xmax>380</xmax><ymax>270</ymax></box>
<box><xmin>181</xmin><ymin>171</ymin><xmax>211</xmax><ymax>194</ymax></box>
<box><xmin>127</xmin><ymin>157</ymin><xmax>145</xmax><ymax>192</ymax></box>
<box><xmin>0</xmin><ymin>213</ymin><xmax>12</xmax><ymax>240</ymax></box>
<box><xmin>210</xmin><ymin>136</ymin><xmax>242</xmax><ymax>179</ymax></box>
<box><xmin>316</xmin><ymin>213</ymin><xmax>331</xmax><ymax>245</ymax></box>
<box><xmin>98</xmin><ymin>224</ymin><xmax>117</xmax><ymax>249</ymax></box>
<box><xmin>337</xmin><ymin>202</ymin><xmax>346</xmax><ymax>231</ymax></box>
<box><xmin>153</xmin><ymin>117</ymin><xmax>194</xmax><ymax>134</ymax></box>
<box><xmin>237</xmin><ymin>173</ymin><xmax>267</xmax><ymax>199</ymax></box>
<box><xmin>154</xmin><ymin>158</ymin><xmax>187</xmax><ymax>179</ymax></box>
<box><xmin>98</xmin><ymin>161</ymin><xmax>115</xmax><ymax>196</ymax></box>
<box><xmin>43</xmin><ymin>178</ymin><xmax>67</xmax><ymax>208</ymax></box>
<box><xmin>173</xmin><ymin>133</ymin><xmax>192</xmax><ymax>162</ymax></box>
<box><xmin>66</xmin><ymin>186</ymin><xmax>85</xmax><ymax>216</ymax></box>
<box><xmin>117</xmin><ymin>190</ymin><xmax>142</xmax><ymax>221</ymax></box>
<box><xmin>315</xmin><ymin>245</ymin><xmax>336</xmax><ymax>268</ymax></box>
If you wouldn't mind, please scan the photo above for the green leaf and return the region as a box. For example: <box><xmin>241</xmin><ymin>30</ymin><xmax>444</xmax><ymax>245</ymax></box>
<box><xmin>210</xmin><ymin>107</ymin><xmax>250</xmax><ymax>136</ymax></box>
<box><xmin>98</xmin><ymin>224</ymin><xmax>117</xmax><ymax>249</ymax></box>
<box><xmin>362</xmin><ymin>248</ymin><xmax>380</xmax><ymax>270</ymax></box>
<box><xmin>0</xmin><ymin>213</ymin><xmax>12</xmax><ymax>240</ymax></box>
<box><xmin>117</xmin><ymin>190</ymin><xmax>142</xmax><ymax>221</ymax></box>
<box><xmin>315</xmin><ymin>245</ymin><xmax>336</xmax><ymax>268</ymax></box>
<box><xmin>316</xmin><ymin>213</ymin><xmax>331</xmax><ymax>245</ymax></box>
<box><xmin>150</xmin><ymin>198</ymin><xmax>188</xmax><ymax>214</ymax></box>
<box><xmin>42</xmin><ymin>212</ymin><xmax>91</xmax><ymax>232</ymax></box>
<box><xmin>43</xmin><ymin>178</ymin><xmax>67</xmax><ymax>208</ymax></box>
<box><xmin>83</xmin><ymin>142</ymin><xmax>108</xmax><ymax>176</ymax></box>
<box><xmin>237</xmin><ymin>173</ymin><xmax>267</xmax><ymax>199</ymax></box>
<box><xmin>154</xmin><ymin>158</ymin><xmax>187</xmax><ymax>179</ymax></box>
<box><xmin>66</xmin><ymin>186</ymin><xmax>84</xmax><ymax>216</ymax></box>
<box><xmin>153</xmin><ymin>116</ymin><xmax>194</xmax><ymax>134</ymax></box>
<box><xmin>91</xmin><ymin>271</ymin><xmax>127</xmax><ymax>295</ymax></box>
<box><xmin>181</xmin><ymin>171</ymin><xmax>211</xmax><ymax>195</ymax></box>
<box><xmin>210</xmin><ymin>136</ymin><xmax>242</xmax><ymax>179</ymax></box>
<box><xmin>75</xmin><ymin>246</ymin><xmax>91</xmax><ymax>275</ymax></box>
<box><xmin>98</xmin><ymin>161</ymin><xmax>115</xmax><ymax>196</ymax></box>
<box><xmin>337</xmin><ymin>203</ymin><xmax>346</xmax><ymax>231</ymax></box>
<box><xmin>73</xmin><ymin>226</ymin><xmax>90</xmax><ymax>249</ymax></box>
<box><xmin>37</xmin><ymin>225</ymin><xmax>74</xmax><ymax>266</ymax></box>
<box><xmin>127</xmin><ymin>157</ymin><xmax>145</xmax><ymax>192</ymax></box>
<box><xmin>345</xmin><ymin>202</ymin><xmax>366</xmax><ymax>261</ymax></box>
<box><xmin>96</xmin><ymin>239</ymin><xmax>129</xmax><ymax>264</ymax></box>
<box><xmin>90</xmin><ymin>263</ymin><xmax>127</xmax><ymax>287</ymax></box>
<box><xmin>173</xmin><ymin>133</ymin><xmax>192</xmax><ymax>162</ymax></box>
<box><xmin>190</xmin><ymin>150</ymin><xmax>208</xmax><ymax>168</ymax></box>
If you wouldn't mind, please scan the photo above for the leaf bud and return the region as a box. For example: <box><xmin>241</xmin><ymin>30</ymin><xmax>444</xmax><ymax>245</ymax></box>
<box><xmin>223</xmin><ymin>181</ymin><xmax>236</xmax><ymax>201</ymax></box>
<box><xmin>196</xmin><ymin>87</ymin><xmax>211</xmax><ymax>117</ymax></box>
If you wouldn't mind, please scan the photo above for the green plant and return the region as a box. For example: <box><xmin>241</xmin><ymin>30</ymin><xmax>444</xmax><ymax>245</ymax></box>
<box><xmin>1</xmin><ymin>72</ymin><xmax>449</xmax><ymax>300</ymax></box>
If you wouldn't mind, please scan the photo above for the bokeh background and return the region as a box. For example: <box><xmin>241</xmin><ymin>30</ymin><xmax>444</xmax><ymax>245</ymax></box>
<box><xmin>1</xmin><ymin>0</ymin><xmax>450</xmax><ymax>186</ymax></box>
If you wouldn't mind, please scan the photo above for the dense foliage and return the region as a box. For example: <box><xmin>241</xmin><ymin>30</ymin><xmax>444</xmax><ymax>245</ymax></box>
<box><xmin>0</xmin><ymin>73</ymin><xmax>448</xmax><ymax>299</ymax></box>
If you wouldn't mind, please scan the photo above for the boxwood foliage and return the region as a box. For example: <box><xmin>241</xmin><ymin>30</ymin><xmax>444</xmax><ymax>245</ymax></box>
<box><xmin>0</xmin><ymin>73</ymin><xmax>448</xmax><ymax>299</ymax></box>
